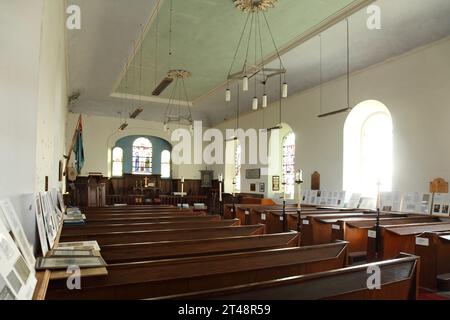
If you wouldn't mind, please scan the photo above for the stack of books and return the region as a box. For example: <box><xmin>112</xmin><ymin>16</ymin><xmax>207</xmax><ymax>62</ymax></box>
<box><xmin>63</xmin><ymin>207</ymin><xmax>86</xmax><ymax>226</ymax></box>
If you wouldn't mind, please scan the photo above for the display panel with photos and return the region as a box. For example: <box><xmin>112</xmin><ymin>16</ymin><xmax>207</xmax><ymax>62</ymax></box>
<box><xmin>432</xmin><ymin>193</ymin><xmax>450</xmax><ymax>216</ymax></box>
<box><xmin>39</xmin><ymin>192</ymin><xmax>57</xmax><ymax>248</ymax></box>
<box><xmin>380</xmin><ymin>191</ymin><xmax>402</xmax><ymax>212</ymax></box>
<box><xmin>35</xmin><ymin>195</ymin><xmax>49</xmax><ymax>257</ymax></box>
<box><xmin>0</xmin><ymin>199</ymin><xmax>36</xmax><ymax>268</ymax></box>
<box><xmin>401</xmin><ymin>192</ymin><xmax>432</xmax><ymax>214</ymax></box>
<box><xmin>0</xmin><ymin>221</ymin><xmax>36</xmax><ymax>300</ymax></box>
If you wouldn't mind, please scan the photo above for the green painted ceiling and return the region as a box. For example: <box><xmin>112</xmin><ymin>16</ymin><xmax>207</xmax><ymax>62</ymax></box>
<box><xmin>116</xmin><ymin>0</ymin><xmax>357</xmax><ymax>102</ymax></box>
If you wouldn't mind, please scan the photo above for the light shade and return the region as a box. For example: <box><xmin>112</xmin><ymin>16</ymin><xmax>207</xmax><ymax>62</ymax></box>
<box><xmin>282</xmin><ymin>83</ymin><xmax>288</xmax><ymax>98</ymax></box>
<box><xmin>252</xmin><ymin>97</ymin><xmax>258</xmax><ymax>110</ymax></box>
<box><xmin>262</xmin><ymin>94</ymin><xmax>268</xmax><ymax>108</ymax></box>
<box><xmin>225</xmin><ymin>89</ymin><xmax>231</xmax><ymax>102</ymax></box>
<box><xmin>243</xmin><ymin>76</ymin><xmax>249</xmax><ymax>91</ymax></box>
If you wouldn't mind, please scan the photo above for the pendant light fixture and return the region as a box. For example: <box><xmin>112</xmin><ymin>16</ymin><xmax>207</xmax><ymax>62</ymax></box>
<box><xmin>226</xmin><ymin>0</ymin><xmax>287</xmax><ymax>112</ymax></box>
<box><xmin>161</xmin><ymin>0</ymin><xmax>194</xmax><ymax>132</ymax></box>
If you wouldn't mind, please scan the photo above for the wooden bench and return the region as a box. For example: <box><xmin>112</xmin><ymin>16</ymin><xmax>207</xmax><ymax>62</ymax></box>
<box><xmin>46</xmin><ymin>241</ymin><xmax>348</xmax><ymax>300</ymax></box>
<box><xmin>155</xmin><ymin>253</ymin><xmax>419</xmax><ymax>300</ymax></box>
<box><xmin>296</xmin><ymin>213</ymin><xmax>403</xmax><ymax>245</ymax></box>
<box><xmin>367</xmin><ymin>222</ymin><xmax>450</xmax><ymax>261</ymax></box>
<box><xmin>101</xmin><ymin>232</ymin><xmax>300</xmax><ymax>263</ymax></box>
<box><xmin>85</xmin><ymin>214</ymin><xmax>221</xmax><ymax>225</ymax></box>
<box><xmin>271</xmin><ymin>210</ymin><xmax>378</xmax><ymax>236</ymax></box>
<box><xmin>84</xmin><ymin>209</ymin><xmax>197</xmax><ymax>215</ymax></box>
<box><xmin>332</xmin><ymin>216</ymin><xmax>440</xmax><ymax>254</ymax></box>
<box><xmin>84</xmin><ymin>211</ymin><xmax>207</xmax><ymax>220</ymax></box>
<box><xmin>414</xmin><ymin>231</ymin><xmax>450</xmax><ymax>290</ymax></box>
<box><xmin>60</xmin><ymin>224</ymin><xmax>266</xmax><ymax>245</ymax></box>
<box><xmin>249</xmin><ymin>208</ymin><xmax>343</xmax><ymax>232</ymax></box>
<box><xmin>62</xmin><ymin>219</ymin><xmax>241</xmax><ymax>236</ymax></box>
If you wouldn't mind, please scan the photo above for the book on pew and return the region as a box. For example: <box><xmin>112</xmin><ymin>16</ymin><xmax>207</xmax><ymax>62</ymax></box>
<box><xmin>66</xmin><ymin>207</ymin><xmax>81</xmax><ymax>215</ymax></box>
<box><xmin>50</xmin><ymin>249</ymin><xmax>96</xmax><ymax>257</ymax></box>
<box><xmin>35</xmin><ymin>256</ymin><xmax>107</xmax><ymax>270</ymax></box>
<box><xmin>63</xmin><ymin>219</ymin><xmax>86</xmax><ymax>226</ymax></box>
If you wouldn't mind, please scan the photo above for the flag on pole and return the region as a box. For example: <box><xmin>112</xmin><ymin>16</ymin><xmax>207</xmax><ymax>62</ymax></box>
<box><xmin>73</xmin><ymin>115</ymin><xmax>85</xmax><ymax>174</ymax></box>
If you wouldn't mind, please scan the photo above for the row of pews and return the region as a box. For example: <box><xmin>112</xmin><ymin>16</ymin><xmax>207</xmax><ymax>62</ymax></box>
<box><xmin>37</xmin><ymin>204</ymin><xmax>421</xmax><ymax>300</ymax></box>
<box><xmin>225</xmin><ymin>203</ymin><xmax>450</xmax><ymax>292</ymax></box>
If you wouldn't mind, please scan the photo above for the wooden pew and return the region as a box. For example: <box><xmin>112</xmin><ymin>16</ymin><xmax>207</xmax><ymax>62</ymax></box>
<box><xmin>414</xmin><ymin>231</ymin><xmax>450</xmax><ymax>291</ymax></box>
<box><xmin>83</xmin><ymin>206</ymin><xmax>199</xmax><ymax>213</ymax></box>
<box><xmin>85</xmin><ymin>211</ymin><xmax>207</xmax><ymax>220</ymax></box>
<box><xmin>82</xmin><ymin>205</ymin><xmax>174</xmax><ymax>211</ymax></box>
<box><xmin>46</xmin><ymin>241</ymin><xmax>348</xmax><ymax>300</ymax></box>
<box><xmin>60</xmin><ymin>224</ymin><xmax>266</xmax><ymax>245</ymax></box>
<box><xmin>62</xmin><ymin>219</ymin><xmax>240</xmax><ymax>236</ymax></box>
<box><xmin>367</xmin><ymin>222</ymin><xmax>450</xmax><ymax>261</ymax></box>
<box><xmin>286</xmin><ymin>209</ymin><xmax>373</xmax><ymax>233</ymax></box>
<box><xmin>86</xmin><ymin>214</ymin><xmax>221</xmax><ymax>225</ymax></box>
<box><xmin>101</xmin><ymin>232</ymin><xmax>300</xmax><ymax>263</ymax></box>
<box><xmin>249</xmin><ymin>208</ymin><xmax>349</xmax><ymax>230</ymax></box>
<box><xmin>267</xmin><ymin>210</ymin><xmax>376</xmax><ymax>235</ymax></box>
<box><xmin>224</xmin><ymin>203</ymin><xmax>302</xmax><ymax>220</ymax></box>
<box><xmin>155</xmin><ymin>253</ymin><xmax>419</xmax><ymax>300</ymax></box>
<box><xmin>331</xmin><ymin>216</ymin><xmax>440</xmax><ymax>254</ymax></box>
<box><xmin>83</xmin><ymin>209</ymin><xmax>197</xmax><ymax>216</ymax></box>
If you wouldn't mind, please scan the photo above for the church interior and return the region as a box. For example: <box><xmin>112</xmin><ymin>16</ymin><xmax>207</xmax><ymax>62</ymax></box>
<box><xmin>2</xmin><ymin>0</ymin><xmax>450</xmax><ymax>302</ymax></box>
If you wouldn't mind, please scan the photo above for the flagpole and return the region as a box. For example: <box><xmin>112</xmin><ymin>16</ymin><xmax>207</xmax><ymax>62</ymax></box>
<box><xmin>64</xmin><ymin>114</ymin><xmax>82</xmax><ymax>176</ymax></box>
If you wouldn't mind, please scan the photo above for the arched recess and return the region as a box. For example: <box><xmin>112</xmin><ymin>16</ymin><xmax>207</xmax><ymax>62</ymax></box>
<box><xmin>109</xmin><ymin>135</ymin><xmax>172</xmax><ymax>176</ymax></box>
<box><xmin>343</xmin><ymin>100</ymin><xmax>393</xmax><ymax>197</ymax></box>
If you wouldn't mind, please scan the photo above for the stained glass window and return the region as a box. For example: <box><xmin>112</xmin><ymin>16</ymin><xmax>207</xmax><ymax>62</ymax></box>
<box><xmin>282</xmin><ymin>133</ymin><xmax>296</xmax><ymax>199</ymax></box>
<box><xmin>161</xmin><ymin>150</ymin><xmax>171</xmax><ymax>178</ymax></box>
<box><xmin>112</xmin><ymin>147</ymin><xmax>123</xmax><ymax>177</ymax></box>
<box><xmin>234</xmin><ymin>142</ymin><xmax>242</xmax><ymax>193</ymax></box>
<box><xmin>132</xmin><ymin>138</ymin><xmax>152</xmax><ymax>175</ymax></box>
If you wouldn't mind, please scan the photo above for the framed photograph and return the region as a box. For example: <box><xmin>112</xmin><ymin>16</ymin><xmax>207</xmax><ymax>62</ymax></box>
<box><xmin>250</xmin><ymin>183</ymin><xmax>256</xmax><ymax>192</ymax></box>
<box><xmin>272</xmin><ymin>176</ymin><xmax>280</xmax><ymax>191</ymax></box>
<box><xmin>35</xmin><ymin>256</ymin><xmax>107</xmax><ymax>270</ymax></box>
<box><xmin>259</xmin><ymin>183</ymin><xmax>265</xmax><ymax>193</ymax></box>
<box><xmin>51</xmin><ymin>249</ymin><xmax>95</xmax><ymax>257</ymax></box>
<box><xmin>245</xmin><ymin>169</ymin><xmax>260</xmax><ymax>180</ymax></box>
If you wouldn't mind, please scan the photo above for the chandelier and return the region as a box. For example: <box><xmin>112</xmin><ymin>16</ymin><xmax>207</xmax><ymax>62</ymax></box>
<box><xmin>226</xmin><ymin>0</ymin><xmax>288</xmax><ymax>110</ymax></box>
<box><xmin>159</xmin><ymin>0</ymin><xmax>194</xmax><ymax>133</ymax></box>
<box><xmin>163</xmin><ymin>69</ymin><xmax>193</xmax><ymax>132</ymax></box>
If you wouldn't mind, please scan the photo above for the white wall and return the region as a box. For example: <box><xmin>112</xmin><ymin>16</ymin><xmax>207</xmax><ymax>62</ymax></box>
<box><xmin>66</xmin><ymin>113</ymin><xmax>205</xmax><ymax>179</ymax></box>
<box><xmin>0</xmin><ymin>0</ymin><xmax>43</xmax><ymax>199</ymax></box>
<box><xmin>213</xmin><ymin>37</ymin><xmax>450</xmax><ymax>197</ymax></box>
<box><xmin>35</xmin><ymin>0</ymin><xmax>68</xmax><ymax>192</ymax></box>
<box><xmin>0</xmin><ymin>0</ymin><xmax>68</xmax><ymax>245</ymax></box>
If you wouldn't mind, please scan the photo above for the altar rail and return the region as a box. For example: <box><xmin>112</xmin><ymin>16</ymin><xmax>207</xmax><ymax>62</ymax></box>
<box><xmin>159</xmin><ymin>195</ymin><xmax>207</xmax><ymax>206</ymax></box>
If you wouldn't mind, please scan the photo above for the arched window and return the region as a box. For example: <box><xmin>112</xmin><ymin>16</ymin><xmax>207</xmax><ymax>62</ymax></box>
<box><xmin>282</xmin><ymin>132</ymin><xmax>296</xmax><ymax>199</ymax></box>
<box><xmin>112</xmin><ymin>147</ymin><xmax>123</xmax><ymax>177</ymax></box>
<box><xmin>344</xmin><ymin>100</ymin><xmax>393</xmax><ymax>197</ymax></box>
<box><xmin>234</xmin><ymin>142</ymin><xmax>242</xmax><ymax>193</ymax></box>
<box><xmin>132</xmin><ymin>137</ymin><xmax>152</xmax><ymax>175</ymax></box>
<box><xmin>161</xmin><ymin>150</ymin><xmax>171</xmax><ymax>178</ymax></box>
